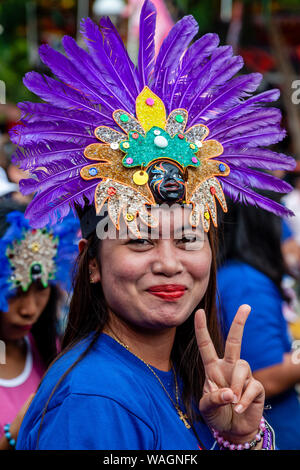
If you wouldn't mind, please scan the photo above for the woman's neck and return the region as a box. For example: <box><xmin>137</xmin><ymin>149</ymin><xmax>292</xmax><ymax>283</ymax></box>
<box><xmin>103</xmin><ymin>313</ymin><xmax>176</xmax><ymax>372</ymax></box>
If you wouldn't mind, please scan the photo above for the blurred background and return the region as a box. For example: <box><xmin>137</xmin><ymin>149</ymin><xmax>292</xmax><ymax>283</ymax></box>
<box><xmin>1</xmin><ymin>0</ymin><xmax>300</xmax><ymax>334</ymax></box>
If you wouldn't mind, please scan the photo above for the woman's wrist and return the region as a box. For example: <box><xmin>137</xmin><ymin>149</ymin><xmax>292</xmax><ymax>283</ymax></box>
<box><xmin>212</xmin><ymin>416</ymin><xmax>272</xmax><ymax>450</ymax></box>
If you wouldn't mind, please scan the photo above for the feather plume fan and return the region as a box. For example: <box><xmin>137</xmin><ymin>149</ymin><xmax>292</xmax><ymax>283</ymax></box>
<box><xmin>10</xmin><ymin>0</ymin><xmax>295</xmax><ymax>227</ymax></box>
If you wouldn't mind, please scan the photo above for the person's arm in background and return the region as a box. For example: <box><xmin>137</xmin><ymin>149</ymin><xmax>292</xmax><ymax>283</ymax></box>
<box><xmin>254</xmin><ymin>353</ymin><xmax>300</xmax><ymax>398</ymax></box>
<box><xmin>0</xmin><ymin>394</ymin><xmax>35</xmax><ymax>450</ymax></box>
<box><xmin>218</xmin><ymin>264</ymin><xmax>300</xmax><ymax>400</ymax></box>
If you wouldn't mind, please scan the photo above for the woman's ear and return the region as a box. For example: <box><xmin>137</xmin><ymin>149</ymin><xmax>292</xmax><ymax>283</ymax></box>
<box><xmin>78</xmin><ymin>239</ymin><xmax>101</xmax><ymax>283</ymax></box>
<box><xmin>78</xmin><ymin>238</ymin><xmax>88</xmax><ymax>254</ymax></box>
<box><xmin>88</xmin><ymin>258</ymin><xmax>101</xmax><ymax>283</ymax></box>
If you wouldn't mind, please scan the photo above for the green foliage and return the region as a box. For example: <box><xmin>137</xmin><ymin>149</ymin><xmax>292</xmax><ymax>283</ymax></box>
<box><xmin>0</xmin><ymin>0</ymin><xmax>38</xmax><ymax>104</ymax></box>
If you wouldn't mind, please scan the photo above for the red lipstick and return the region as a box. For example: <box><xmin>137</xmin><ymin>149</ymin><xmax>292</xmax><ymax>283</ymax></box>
<box><xmin>147</xmin><ymin>284</ymin><xmax>186</xmax><ymax>301</ymax></box>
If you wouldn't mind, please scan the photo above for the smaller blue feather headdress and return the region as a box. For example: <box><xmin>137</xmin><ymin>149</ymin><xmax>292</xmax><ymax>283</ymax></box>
<box><xmin>0</xmin><ymin>210</ymin><xmax>80</xmax><ymax>313</ymax></box>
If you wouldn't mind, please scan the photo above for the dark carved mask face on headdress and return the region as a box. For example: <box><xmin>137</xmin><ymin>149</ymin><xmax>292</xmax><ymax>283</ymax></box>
<box><xmin>147</xmin><ymin>160</ymin><xmax>186</xmax><ymax>204</ymax></box>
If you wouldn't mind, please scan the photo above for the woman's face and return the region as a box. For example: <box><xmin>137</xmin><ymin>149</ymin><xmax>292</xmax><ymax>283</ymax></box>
<box><xmin>0</xmin><ymin>283</ymin><xmax>51</xmax><ymax>341</ymax></box>
<box><xmin>97</xmin><ymin>206</ymin><xmax>212</xmax><ymax>331</ymax></box>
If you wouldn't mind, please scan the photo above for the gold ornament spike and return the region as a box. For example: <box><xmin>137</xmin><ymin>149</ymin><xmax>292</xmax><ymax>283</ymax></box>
<box><xmin>136</xmin><ymin>87</ymin><xmax>166</xmax><ymax>133</ymax></box>
<box><xmin>165</xmin><ymin>109</ymin><xmax>188</xmax><ymax>137</ymax></box>
<box><xmin>185</xmin><ymin>159</ymin><xmax>230</xmax><ymax>204</ymax></box>
<box><xmin>184</xmin><ymin>124</ymin><xmax>210</xmax><ymax>144</ymax></box>
<box><xmin>197</xmin><ymin>140</ymin><xmax>224</xmax><ymax>159</ymax></box>
<box><xmin>94</xmin><ymin>126</ymin><xmax>126</xmax><ymax>144</ymax></box>
<box><xmin>189</xmin><ymin>177</ymin><xmax>228</xmax><ymax>231</ymax></box>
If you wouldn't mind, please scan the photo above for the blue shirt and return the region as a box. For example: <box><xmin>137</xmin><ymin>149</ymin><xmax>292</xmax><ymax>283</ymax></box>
<box><xmin>217</xmin><ymin>260</ymin><xmax>300</xmax><ymax>450</ymax></box>
<box><xmin>16</xmin><ymin>334</ymin><xmax>215</xmax><ymax>450</ymax></box>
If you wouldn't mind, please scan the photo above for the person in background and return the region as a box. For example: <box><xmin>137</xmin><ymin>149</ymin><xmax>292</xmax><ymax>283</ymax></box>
<box><xmin>0</xmin><ymin>201</ymin><xmax>79</xmax><ymax>450</ymax></box>
<box><xmin>217</xmin><ymin>198</ymin><xmax>300</xmax><ymax>449</ymax></box>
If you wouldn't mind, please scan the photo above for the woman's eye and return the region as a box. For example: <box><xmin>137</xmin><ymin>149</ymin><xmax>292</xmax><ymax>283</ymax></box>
<box><xmin>177</xmin><ymin>235</ymin><xmax>204</xmax><ymax>250</ymax></box>
<box><xmin>127</xmin><ymin>238</ymin><xmax>153</xmax><ymax>248</ymax></box>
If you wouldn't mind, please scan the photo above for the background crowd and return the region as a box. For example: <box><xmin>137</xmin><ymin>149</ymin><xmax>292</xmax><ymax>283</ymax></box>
<box><xmin>1</xmin><ymin>0</ymin><xmax>300</xmax><ymax>450</ymax></box>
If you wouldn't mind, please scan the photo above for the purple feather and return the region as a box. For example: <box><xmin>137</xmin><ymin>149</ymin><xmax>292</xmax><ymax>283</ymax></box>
<box><xmin>207</xmin><ymin>89</ymin><xmax>281</xmax><ymax>130</ymax></box>
<box><xmin>226</xmin><ymin>166</ymin><xmax>293</xmax><ymax>193</ymax></box>
<box><xmin>169</xmin><ymin>33</ymin><xmax>220</xmax><ymax>109</ymax></box>
<box><xmin>10</xmin><ymin>121</ymin><xmax>96</xmax><ymax>147</ymax></box>
<box><xmin>80</xmin><ymin>18</ymin><xmax>136</xmax><ymax>107</ymax></box>
<box><xmin>220</xmin><ymin>147</ymin><xmax>296</xmax><ymax>171</ymax></box>
<box><xmin>137</xmin><ymin>0</ymin><xmax>157</xmax><ymax>88</ymax></box>
<box><xmin>62</xmin><ymin>36</ymin><xmax>130</xmax><ymax>112</ymax></box>
<box><xmin>22</xmin><ymin>177</ymin><xmax>98</xmax><ymax>227</ymax></box>
<box><xmin>176</xmin><ymin>47</ymin><xmax>241</xmax><ymax>115</ymax></box>
<box><xmin>188</xmin><ymin>73</ymin><xmax>262</xmax><ymax>126</ymax></box>
<box><xmin>12</xmin><ymin>142</ymin><xmax>88</xmax><ymax>170</ymax></box>
<box><xmin>39</xmin><ymin>43</ymin><xmax>120</xmax><ymax>114</ymax></box>
<box><xmin>18</xmin><ymin>101</ymin><xmax>99</xmax><ymax>128</ymax></box>
<box><xmin>153</xmin><ymin>15</ymin><xmax>198</xmax><ymax>102</ymax></box>
<box><xmin>99</xmin><ymin>16</ymin><xmax>140</xmax><ymax>95</ymax></box>
<box><xmin>22</xmin><ymin>72</ymin><xmax>114</xmax><ymax>125</ymax></box>
<box><xmin>220</xmin><ymin>177</ymin><xmax>294</xmax><ymax>218</ymax></box>
<box><xmin>221</xmin><ymin>126</ymin><xmax>286</xmax><ymax>148</ymax></box>
<box><xmin>210</xmin><ymin>107</ymin><xmax>282</xmax><ymax>140</ymax></box>
<box><xmin>22</xmin><ymin>158</ymin><xmax>89</xmax><ymax>193</ymax></box>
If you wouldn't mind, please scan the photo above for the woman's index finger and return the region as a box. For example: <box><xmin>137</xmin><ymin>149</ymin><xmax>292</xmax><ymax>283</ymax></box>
<box><xmin>194</xmin><ymin>309</ymin><xmax>219</xmax><ymax>368</ymax></box>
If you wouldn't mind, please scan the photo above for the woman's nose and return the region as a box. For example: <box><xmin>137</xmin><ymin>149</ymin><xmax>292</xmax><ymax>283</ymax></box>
<box><xmin>18</xmin><ymin>293</ymin><xmax>38</xmax><ymax>318</ymax></box>
<box><xmin>151</xmin><ymin>240</ymin><xmax>183</xmax><ymax>277</ymax></box>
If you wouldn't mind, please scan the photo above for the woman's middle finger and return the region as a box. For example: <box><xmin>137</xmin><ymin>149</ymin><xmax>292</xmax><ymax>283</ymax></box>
<box><xmin>230</xmin><ymin>359</ymin><xmax>252</xmax><ymax>404</ymax></box>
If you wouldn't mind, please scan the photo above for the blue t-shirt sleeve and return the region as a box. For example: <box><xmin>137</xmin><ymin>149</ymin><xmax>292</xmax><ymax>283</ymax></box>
<box><xmin>18</xmin><ymin>393</ymin><xmax>156</xmax><ymax>450</ymax></box>
<box><xmin>218</xmin><ymin>265</ymin><xmax>289</xmax><ymax>371</ymax></box>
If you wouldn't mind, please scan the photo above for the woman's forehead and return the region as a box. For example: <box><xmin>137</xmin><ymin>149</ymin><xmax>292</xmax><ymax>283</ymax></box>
<box><xmin>102</xmin><ymin>204</ymin><xmax>205</xmax><ymax>240</ymax></box>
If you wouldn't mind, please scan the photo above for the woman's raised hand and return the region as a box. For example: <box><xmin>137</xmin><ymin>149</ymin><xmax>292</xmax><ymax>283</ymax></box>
<box><xmin>195</xmin><ymin>304</ymin><xmax>265</xmax><ymax>445</ymax></box>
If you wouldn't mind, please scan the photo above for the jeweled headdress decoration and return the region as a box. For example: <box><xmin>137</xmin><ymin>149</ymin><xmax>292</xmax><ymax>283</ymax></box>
<box><xmin>10</xmin><ymin>0</ymin><xmax>295</xmax><ymax>238</ymax></box>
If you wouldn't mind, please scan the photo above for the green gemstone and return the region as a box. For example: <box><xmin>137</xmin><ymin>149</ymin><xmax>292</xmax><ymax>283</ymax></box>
<box><xmin>175</xmin><ymin>114</ymin><xmax>184</xmax><ymax>123</ymax></box>
<box><xmin>120</xmin><ymin>114</ymin><xmax>129</xmax><ymax>122</ymax></box>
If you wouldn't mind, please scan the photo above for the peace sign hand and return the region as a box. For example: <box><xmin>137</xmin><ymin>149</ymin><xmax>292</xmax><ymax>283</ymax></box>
<box><xmin>195</xmin><ymin>304</ymin><xmax>265</xmax><ymax>445</ymax></box>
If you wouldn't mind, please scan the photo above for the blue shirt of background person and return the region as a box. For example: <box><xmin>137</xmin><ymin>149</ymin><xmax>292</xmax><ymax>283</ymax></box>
<box><xmin>217</xmin><ymin>194</ymin><xmax>300</xmax><ymax>450</ymax></box>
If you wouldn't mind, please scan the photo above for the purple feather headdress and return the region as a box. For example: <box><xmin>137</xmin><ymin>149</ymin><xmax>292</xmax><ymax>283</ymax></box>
<box><xmin>10</xmin><ymin>0</ymin><xmax>295</xmax><ymax>237</ymax></box>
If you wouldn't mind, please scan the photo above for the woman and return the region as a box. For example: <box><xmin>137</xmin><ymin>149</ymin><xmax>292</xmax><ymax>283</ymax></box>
<box><xmin>0</xmin><ymin>201</ymin><xmax>79</xmax><ymax>449</ymax></box>
<box><xmin>217</xmin><ymin>199</ymin><xmax>300</xmax><ymax>449</ymax></box>
<box><xmin>10</xmin><ymin>0</ymin><xmax>294</xmax><ymax>450</ymax></box>
<box><xmin>16</xmin><ymin>203</ymin><xmax>268</xmax><ymax>450</ymax></box>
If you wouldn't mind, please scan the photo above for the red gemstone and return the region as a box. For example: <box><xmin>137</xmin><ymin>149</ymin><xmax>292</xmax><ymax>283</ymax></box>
<box><xmin>132</xmin><ymin>133</ymin><xmax>139</xmax><ymax>139</ymax></box>
<box><xmin>107</xmin><ymin>187</ymin><xmax>116</xmax><ymax>196</ymax></box>
<box><xmin>178</xmin><ymin>134</ymin><xmax>185</xmax><ymax>139</ymax></box>
<box><xmin>210</xmin><ymin>186</ymin><xmax>216</xmax><ymax>195</ymax></box>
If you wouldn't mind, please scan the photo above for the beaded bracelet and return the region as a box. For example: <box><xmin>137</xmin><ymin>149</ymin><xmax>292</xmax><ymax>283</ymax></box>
<box><xmin>3</xmin><ymin>423</ymin><xmax>16</xmax><ymax>449</ymax></box>
<box><xmin>212</xmin><ymin>416</ymin><xmax>273</xmax><ymax>450</ymax></box>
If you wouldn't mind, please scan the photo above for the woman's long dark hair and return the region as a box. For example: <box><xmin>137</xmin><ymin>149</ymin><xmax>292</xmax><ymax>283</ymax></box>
<box><xmin>217</xmin><ymin>194</ymin><xmax>289</xmax><ymax>297</ymax></box>
<box><xmin>30</xmin><ymin>284</ymin><xmax>61</xmax><ymax>367</ymax></box>
<box><xmin>36</xmin><ymin>220</ymin><xmax>224</xmax><ymax>448</ymax></box>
